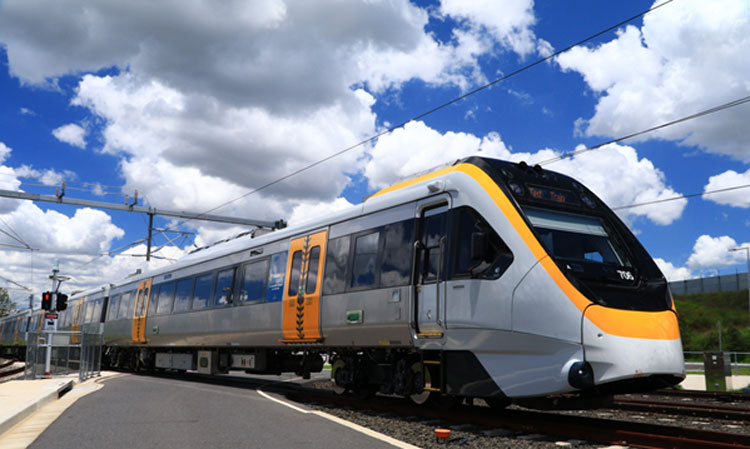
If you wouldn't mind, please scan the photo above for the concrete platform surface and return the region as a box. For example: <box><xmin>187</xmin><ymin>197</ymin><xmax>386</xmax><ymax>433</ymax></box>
<box><xmin>680</xmin><ymin>373</ymin><xmax>750</xmax><ymax>391</ymax></box>
<box><xmin>0</xmin><ymin>378</ymin><xmax>73</xmax><ymax>436</ymax></box>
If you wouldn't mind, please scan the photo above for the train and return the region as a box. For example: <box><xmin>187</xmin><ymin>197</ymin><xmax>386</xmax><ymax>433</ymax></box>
<box><xmin>1</xmin><ymin>156</ymin><xmax>685</xmax><ymax>407</ymax></box>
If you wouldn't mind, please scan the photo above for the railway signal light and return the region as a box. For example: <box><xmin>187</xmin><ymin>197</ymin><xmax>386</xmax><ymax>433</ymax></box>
<box><xmin>41</xmin><ymin>291</ymin><xmax>53</xmax><ymax>311</ymax></box>
<box><xmin>56</xmin><ymin>293</ymin><xmax>68</xmax><ymax>311</ymax></box>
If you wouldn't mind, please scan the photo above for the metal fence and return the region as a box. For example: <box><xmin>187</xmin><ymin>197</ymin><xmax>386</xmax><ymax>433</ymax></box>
<box><xmin>684</xmin><ymin>351</ymin><xmax>750</xmax><ymax>371</ymax></box>
<box><xmin>669</xmin><ymin>272</ymin><xmax>749</xmax><ymax>295</ymax></box>
<box><xmin>24</xmin><ymin>331</ymin><xmax>103</xmax><ymax>382</ymax></box>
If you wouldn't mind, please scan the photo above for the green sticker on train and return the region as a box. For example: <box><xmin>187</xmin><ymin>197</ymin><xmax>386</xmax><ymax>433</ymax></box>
<box><xmin>346</xmin><ymin>310</ymin><xmax>363</xmax><ymax>324</ymax></box>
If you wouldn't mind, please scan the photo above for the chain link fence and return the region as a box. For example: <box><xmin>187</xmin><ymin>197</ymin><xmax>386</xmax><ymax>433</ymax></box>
<box><xmin>24</xmin><ymin>331</ymin><xmax>103</xmax><ymax>382</ymax></box>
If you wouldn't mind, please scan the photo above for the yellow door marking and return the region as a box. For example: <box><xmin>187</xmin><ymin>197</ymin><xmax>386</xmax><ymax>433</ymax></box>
<box><xmin>280</xmin><ymin>231</ymin><xmax>327</xmax><ymax>343</ymax></box>
<box><xmin>131</xmin><ymin>280</ymin><xmax>152</xmax><ymax>344</ymax></box>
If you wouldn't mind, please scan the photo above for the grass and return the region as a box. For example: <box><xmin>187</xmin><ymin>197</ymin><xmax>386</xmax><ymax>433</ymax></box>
<box><xmin>674</xmin><ymin>289</ymin><xmax>750</xmax><ymax>353</ymax></box>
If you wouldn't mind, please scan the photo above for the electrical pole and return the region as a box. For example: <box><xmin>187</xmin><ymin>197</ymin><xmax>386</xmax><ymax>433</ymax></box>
<box><xmin>43</xmin><ymin>261</ymin><xmax>59</xmax><ymax>378</ymax></box>
<box><xmin>730</xmin><ymin>246</ymin><xmax>750</xmax><ymax>327</ymax></box>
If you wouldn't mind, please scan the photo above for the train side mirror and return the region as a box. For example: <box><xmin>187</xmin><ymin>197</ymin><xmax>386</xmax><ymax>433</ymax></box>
<box><xmin>471</xmin><ymin>232</ymin><xmax>487</xmax><ymax>261</ymax></box>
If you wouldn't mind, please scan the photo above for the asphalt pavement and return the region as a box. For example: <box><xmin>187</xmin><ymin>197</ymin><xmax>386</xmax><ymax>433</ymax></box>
<box><xmin>27</xmin><ymin>374</ymin><xmax>409</xmax><ymax>449</ymax></box>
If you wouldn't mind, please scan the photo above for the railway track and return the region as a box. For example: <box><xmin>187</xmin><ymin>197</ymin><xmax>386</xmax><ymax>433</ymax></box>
<box><xmin>0</xmin><ymin>358</ymin><xmax>15</xmax><ymax>369</ymax></box>
<box><xmin>287</xmin><ymin>387</ymin><xmax>750</xmax><ymax>449</ymax></box>
<box><xmin>0</xmin><ymin>358</ymin><xmax>24</xmax><ymax>379</ymax></box>
<box><xmin>648</xmin><ymin>387</ymin><xmax>750</xmax><ymax>402</ymax></box>
<box><xmin>614</xmin><ymin>396</ymin><xmax>750</xmax><ymax>421</ymax></box>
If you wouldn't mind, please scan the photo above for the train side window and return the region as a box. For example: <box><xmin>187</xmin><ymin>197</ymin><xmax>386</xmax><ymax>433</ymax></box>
<box><xmin>84</xmin><ymin>301</ymin><xmax>95</xmax><ymax>323</ymax></box>
<box><xmin>380</xmin><ymin>220</ymin><xmax>414</xmax><ymax>287</ymax></box>
<box><xmin>288</xmin><ymin>250</ymin><xmax>303</xmax><ymax>297</ymax></box>
<box><xmin>240</xmin><ymin>259</ymin><xmax>269</xmax><ymax>304</ymax></box>
<box><xmin>93</xmin><ymin>298</ymin><xmax>104</xmax><ymax>323</ymax></box>
<box><xmin>192</xmin><ymin>273</ymin><xmax>214</xmax><ymax>310</ymax></box>
<box><xmin>120</xmin><ymin>290</ymin><xmax>136</xmax><ymax>319</ymax></box>
<box><xmin>148</xmin><ymin>288</ymin><xmax>159</xmax><ymax>317</ymax></box>
<box><xmin>418</xmin><ymin>211</ymin><xmax>447</xmax><ymax>284</ymax></box>
<box><xmin>156</xmin><ymin>282</ymin><xmax>176</xmax><ymax>315</ymax></box>
<box><xmin>305</xmin><ymin>246</ymin><xmax>321</xmax><ymax>294</ymax></box>
<box><xmin>173</xmin><ymin>278</ymin><xmax>194</xmax><ymax>313</ymax></box>
<box><xmin>266</xmin><ymin>252</ymin><xmax>287</xmax><ymax>302</ymax></box>
<box><xmin>214</xmin><ymin>268</ymin><xmax>236</xmax><ymax>307</ymax></box>
<box><xmin>350</xmin><ymin>231</ymin><xmax>380</xmax><ymax>290</ymax></box>
<box><xmin>107</xmin><ymin>294</ymin><xmax>121</xmax><ymax>321</ymax></box>
<box><xmin>323</xmin><ymin>236</ymin><xmax>350</xmax><ymax>295</ymax></box>
<box><xmin>453</xmin><ymin>207</ymin><xmax>513</xmax><ymax>280</ymax></box>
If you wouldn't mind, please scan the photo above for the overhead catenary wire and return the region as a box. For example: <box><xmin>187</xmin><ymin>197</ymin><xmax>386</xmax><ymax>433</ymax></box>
<box><xmin>537</xmin><ymin>95</ymin><xmax>750</xmax><ymax>166</ymax></box>
<box><xmin>159</xmin><ymin>0</ymin><xmax>676</xmax><ymax>232</ymax></box>
<box><xmin>612</xmin><ymin>182</ymin><xmax>750</xmax><ymax>211</ymax></box>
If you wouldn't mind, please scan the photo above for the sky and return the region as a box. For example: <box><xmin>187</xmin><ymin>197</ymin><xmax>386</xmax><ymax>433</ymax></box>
<box><xmin>0</xmin><ymin>0</ymin><xmax>749</xmax><ymax>309</ymax></box>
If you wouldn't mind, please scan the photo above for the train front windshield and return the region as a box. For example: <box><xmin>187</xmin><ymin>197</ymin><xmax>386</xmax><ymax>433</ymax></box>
<box><xmin>524</xmin><ymin>207</ymin><xmax>631</xmax><ymax>269</ymax></box>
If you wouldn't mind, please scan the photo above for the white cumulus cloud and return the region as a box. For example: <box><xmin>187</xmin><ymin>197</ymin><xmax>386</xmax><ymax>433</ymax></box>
<box><xmin>703</xmin><ymin>168</ymin><xmax>750</xmax><ymax>208</ymax></box>
<box><xmin>52</xmin><ymin>123</ymin><xmax>87</xmax><ymax>148</ymax></box>
<box><xmin>654</xmin><ymin>258</ymin><xmax>693</xmax><ymax>282</ymax></box>
<box><xmin>686</xmin><ymin>234</ymin><xmax>749</xmax><ymax>270</ymax></box>
<box><xmin>556</xmin><ymin>0</ymin><xmax>750</xmax><ymax>161</ymax></box>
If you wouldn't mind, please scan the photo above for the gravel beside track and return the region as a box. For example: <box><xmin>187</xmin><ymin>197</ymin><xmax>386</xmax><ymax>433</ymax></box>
<box><xmin>305</xmin><ymin>380</ymin><xmax>749</xmax><ymax>448</ymax></box>
<box><xmin>308</xmin><ymin>401</ymin><xmax>600</xmax><ymax>449</ymax></box>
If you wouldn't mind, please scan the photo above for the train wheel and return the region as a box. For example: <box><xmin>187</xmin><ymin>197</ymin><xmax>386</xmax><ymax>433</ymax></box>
<box><xmin>408</xmin><ymin>362</ymin><xmax>431</xmax><ymax>405</ymax></box>
<box><xmin>330</xmin><ymin>359</ymin><xmax>347</xmax><ymax>395</ymax></box>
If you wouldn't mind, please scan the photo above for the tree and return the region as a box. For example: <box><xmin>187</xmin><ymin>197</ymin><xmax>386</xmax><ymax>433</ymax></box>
<box><xmin>0</xmin><ymin>288</ymin><xmax>16</xmax><ymax>318</ymax></box>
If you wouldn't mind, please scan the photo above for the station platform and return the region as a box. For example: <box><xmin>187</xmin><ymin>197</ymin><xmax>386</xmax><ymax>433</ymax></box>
<box><xmin>0</xmin><ymin>377</ymin><xmax>74</xmax><ymax>436</ymax></box>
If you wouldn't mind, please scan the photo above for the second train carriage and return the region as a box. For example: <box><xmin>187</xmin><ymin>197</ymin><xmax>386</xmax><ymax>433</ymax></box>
<box><xmin>53</xmin><ymin>156</ymin><xmax>684</xmax><ymax>404</ymax></box>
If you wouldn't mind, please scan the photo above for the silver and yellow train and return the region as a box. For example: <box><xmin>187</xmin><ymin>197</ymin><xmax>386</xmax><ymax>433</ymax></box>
<box><xmin>1</xmin><ymin>157</ymin><xmax>684</xmax><ymax>405</ymax></box>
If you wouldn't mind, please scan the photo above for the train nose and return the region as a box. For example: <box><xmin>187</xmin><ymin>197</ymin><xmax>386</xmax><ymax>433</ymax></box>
<box><xmin>581</xmin><ymin>305</ymin><xmax>684</xmax><ymax>386</ymax></box>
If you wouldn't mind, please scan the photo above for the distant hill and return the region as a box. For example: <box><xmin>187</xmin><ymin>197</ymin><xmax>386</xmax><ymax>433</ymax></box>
<box><xmin>674</xmin><ymin>289</ymin><xmax>750</xmax><ymax>354</ymax></box>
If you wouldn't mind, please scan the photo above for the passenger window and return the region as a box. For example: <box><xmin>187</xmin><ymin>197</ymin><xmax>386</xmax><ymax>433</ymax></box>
<box><xmin>148</xmin><ymin>288</ymin><xmax>159</xmax><ymax>317</ymax></box>
<box><xmin>266</xmin><ymin>252</ymin><xmax>287</xmax><ymax>302</ymax></box>
<box><xmin>84</xmin><ymin>301</ymin><xmax>94</xmax><ymax>323</ymax></box>
<box><xmin>240</xmin><ymin>259</ymin><xmax>269</xmax><ymax>304</ymax></box>
<box><xmin>288</xmin><ymin>250</ymin><xmax>303</xmax><ymax>297</ymax></box>
<box><xmin>92</xmin><ymin>299</ymin><xmax>103</xmax><ymax>323</ymax></box>
<box><xmin>107</xmin><ymin>294</ymin><xmax>121</xmax><ymax>321</ymax></box>
<box><xmin>156</xmin><ymin>282</ymin><xmax>176</xmax><ymax>315</ymax></box>
<box><xmin>120</xmin><ymin>290</ymin><xmax>136</xmax><ymax>319</ymax></box>
<box><xmin>453</xmin><ymin>207</ymin><xmax>513</xmax><ymax>280</ymax></box>
<box><xmin>323</xmin><ymin>236</ymin><xmax>350</xmax><ymax>295</ymax></box>
<box><xmin>192</xmin><ymin>273</ymin><xmax>214</xmax><ymax>310</ymax></box>
<box><xmin>305</xmin><ymin>246</ymin><xmax>321</xmax><ymax>294</ymax></box>
<box><xmin>214</xmin><ymin>268</ymin><xmax>236</xmax><ymax>307</ymax></box>
<box><xmin>351</xmin><ymin>231</ymin><xmax>380</xmax><ymax>289</ymax></box>
<box><xmin>173</xmin><ymin>278</ymin><xmax>194</xmax><ymax>313</ymax></box>
<box><xmin>380</xmin><ymin>220</ymin><xmax>414</xmax><ymax>287</ymax></box>
<box><xmin>420</xmin><ymin>212</ymin><xmax>446</xmax><ymax>283</ymax></box>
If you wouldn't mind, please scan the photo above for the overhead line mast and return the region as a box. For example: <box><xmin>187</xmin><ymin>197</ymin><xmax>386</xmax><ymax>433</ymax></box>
<box><xmin>0</xmin><ymin>188</ymin><xmax>287</xmax><ymax>261</ymax></box>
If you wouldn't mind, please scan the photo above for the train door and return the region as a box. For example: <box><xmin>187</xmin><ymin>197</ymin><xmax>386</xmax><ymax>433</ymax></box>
<box><xmin>13</xmin><ymin>315</ymin><xmax>23</xmax><ymax>344</ymax></box>
<box><xmin>71</xmin><ymin>298</ymin><xmax>83</xmax><ymax>343</ymax></box>
<box><xmin>131</xmin><ymin>280</ymin><xmax>152</xmax><ymax>344</ymax></box>
<box><xmin>414</xmin><ymin>198</ymin><xmax>450</xmax><ymax>337</ymax></box>
<box><xmin>280</xmin><ymin>230</ymin><xmax>327</xmax><ymax>343</ymax></box>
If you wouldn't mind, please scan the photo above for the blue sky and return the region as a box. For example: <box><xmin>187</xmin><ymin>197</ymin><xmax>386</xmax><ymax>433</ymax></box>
<box><xmin>0</xmin><ymin>0</ymin><xmax>749</xmax><ymax>307</ymax></box>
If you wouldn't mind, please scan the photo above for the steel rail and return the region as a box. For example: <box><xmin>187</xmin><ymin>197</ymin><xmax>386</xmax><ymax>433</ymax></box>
<box><xmin>285</xmin><ymin>389</ymin><xmax>750</xmax><ymax>449</ymax></box>
<box><xmin>0</xmin><ymin>366</ymin><xmax>24</xmax><ymax>379</ymax></box>
<box><xmin>649</xmin><ymin>388</ymin><xmax>750</xmax><ymax>402</ymax></box>
<box><xmin>614</xmin><ymin>397</ymin><xmax>750</xmax><ymax>421</ymax></box>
